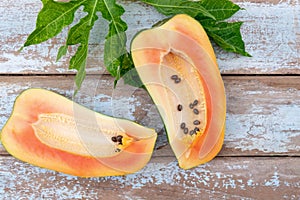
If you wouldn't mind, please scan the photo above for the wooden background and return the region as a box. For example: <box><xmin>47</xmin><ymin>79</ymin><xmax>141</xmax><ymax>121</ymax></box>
<box><xmin>0</xmin><ymin>0</ymin><xmax>299</xmax><ymax>199</ymax></box>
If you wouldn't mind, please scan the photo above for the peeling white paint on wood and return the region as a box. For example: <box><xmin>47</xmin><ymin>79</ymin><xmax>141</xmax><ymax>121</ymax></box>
<box><xmin>0</xmin><ymin>82</ymin><xmax>29</xmax><ymax>126</ymax></box>
<box><xmin>217</xmin><ymin>1</ymin><xmax>300</xmax><ymax>74</ymax></box>
<box><xmin>225</xmin><ymin>104</ymin><xmax>300</xmax><ymax>153</ymax></box>
<box><xmin>0</xmin><ymin>157</ymin><xmax>299</xmax><ymax>199</ymax></box>
<box><xmin>224</xmin><ymin>76</ymin><xmax>300</xmax><ymax>153</ymax></box>
<box><xmin>0</xmin><ymin>0</ymin><xmax>299</xmax><ymax>74</ymax></box>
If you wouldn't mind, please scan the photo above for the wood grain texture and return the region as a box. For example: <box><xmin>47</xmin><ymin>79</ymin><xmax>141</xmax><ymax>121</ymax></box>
<box><xmin>1</xmin><ymin>76</ymin><xmax>299</xmax><ymax>156</ymax></box>
<box><xmin>0</xmin><ymin>156</ymin><xmax>299</xmax><ymax>200</ymax></box>
<box><xmin>0</xmin><ymin>0</ymin><xmax>299</xmax><ymax>198</ymax></box>
<box><xmin>0</xmin><ymin>0</ymin><xmax>299</xmax><ymax>74</ymax></box>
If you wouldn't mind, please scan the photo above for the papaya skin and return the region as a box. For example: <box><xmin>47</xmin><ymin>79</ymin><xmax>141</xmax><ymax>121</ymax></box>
<box><xmin>0</xmin><ymin>88</ymin><xmax>157</xmax><ymax>177</ymax></box>
<box><xmin>131</xmin><ymin>14</ymin><xmax>226</xmax><ymax>169</ymax></box>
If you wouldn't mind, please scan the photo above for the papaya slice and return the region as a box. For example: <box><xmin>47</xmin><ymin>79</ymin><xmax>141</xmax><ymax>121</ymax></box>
<box><xmin>0</xmin><ymin>88</ymin><xmax>157</xmax><ymax>177</ymax></box>
<box><xmin>131</xmin><ymin>14</ymin><xmax>226</xmax><ymax>169</ymax></box>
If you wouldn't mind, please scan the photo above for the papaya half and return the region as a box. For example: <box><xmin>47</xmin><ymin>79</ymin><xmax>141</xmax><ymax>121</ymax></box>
<box><xmin>131</xmin><ymin>14</ymin><xmax>226</xmax><ymax>169</ymax></box>
<box><xmin>0</xmin><ymin>88</ymin><xmax>157</xmax><ymax>177</ymax></box>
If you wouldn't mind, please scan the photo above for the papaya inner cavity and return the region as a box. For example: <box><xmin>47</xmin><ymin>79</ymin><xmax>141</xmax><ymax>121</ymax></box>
<box><xmin>32</xmin><ymin>113</ymin><xmax>133</xmax><ymax>157</ymax></box>
<box><xmin>160</xmin><ymin>50</ymin><xmax>207</xmax><ymax>143</ymax></box>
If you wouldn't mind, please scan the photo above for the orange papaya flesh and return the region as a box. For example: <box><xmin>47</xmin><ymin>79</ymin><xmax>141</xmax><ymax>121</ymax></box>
<box><xmin>0</xmin><ymin>88</ymin><xmax>157</xmax><ymax>177</ymax></box>
<box><xmin>131</xmin><ymin>14</ymin><xmax>226</xmax><ymax>169</ymax></box>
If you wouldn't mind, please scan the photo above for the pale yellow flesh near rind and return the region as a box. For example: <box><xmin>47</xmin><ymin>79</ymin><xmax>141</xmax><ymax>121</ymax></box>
<box><xmin>160</xmin><ymin>51</ymin><xmax>207</xmax><ymax>144</ymax></box>
<box><xmin>32</xmin><ymin>113</ymin><xmax>133</xmax><ymax>158</ymax></box>
<box><xmin>131</xmin><ymin>14</ymin><xmax>226</xmax><ymax>169</ymax></box>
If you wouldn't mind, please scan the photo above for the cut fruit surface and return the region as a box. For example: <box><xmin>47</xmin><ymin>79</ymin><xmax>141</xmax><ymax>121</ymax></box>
<box><xmin>0</xmin><ymin>88</ymin><xmax>157</xmax><ymax>177</ymax></box>
<box><xmin>131</xmin><ymin>14</ymin><xmax>226</xmax><ymax>169</ymax></box>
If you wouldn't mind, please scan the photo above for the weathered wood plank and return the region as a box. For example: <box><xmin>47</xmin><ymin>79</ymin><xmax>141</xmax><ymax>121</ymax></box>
<box><xmin>0</xmin><ymin>156</ymin><xmax>299</xmax><ymax>199</ymax></box>
<box><xmin>0</xmin><ymin>0</ymin><xmax>299</xmax><ymax>74</ymax></box>
<box><xmin>0</xmin><ymin>76</ymin><xmax>299</xmax><ymax>156</ymax></box>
